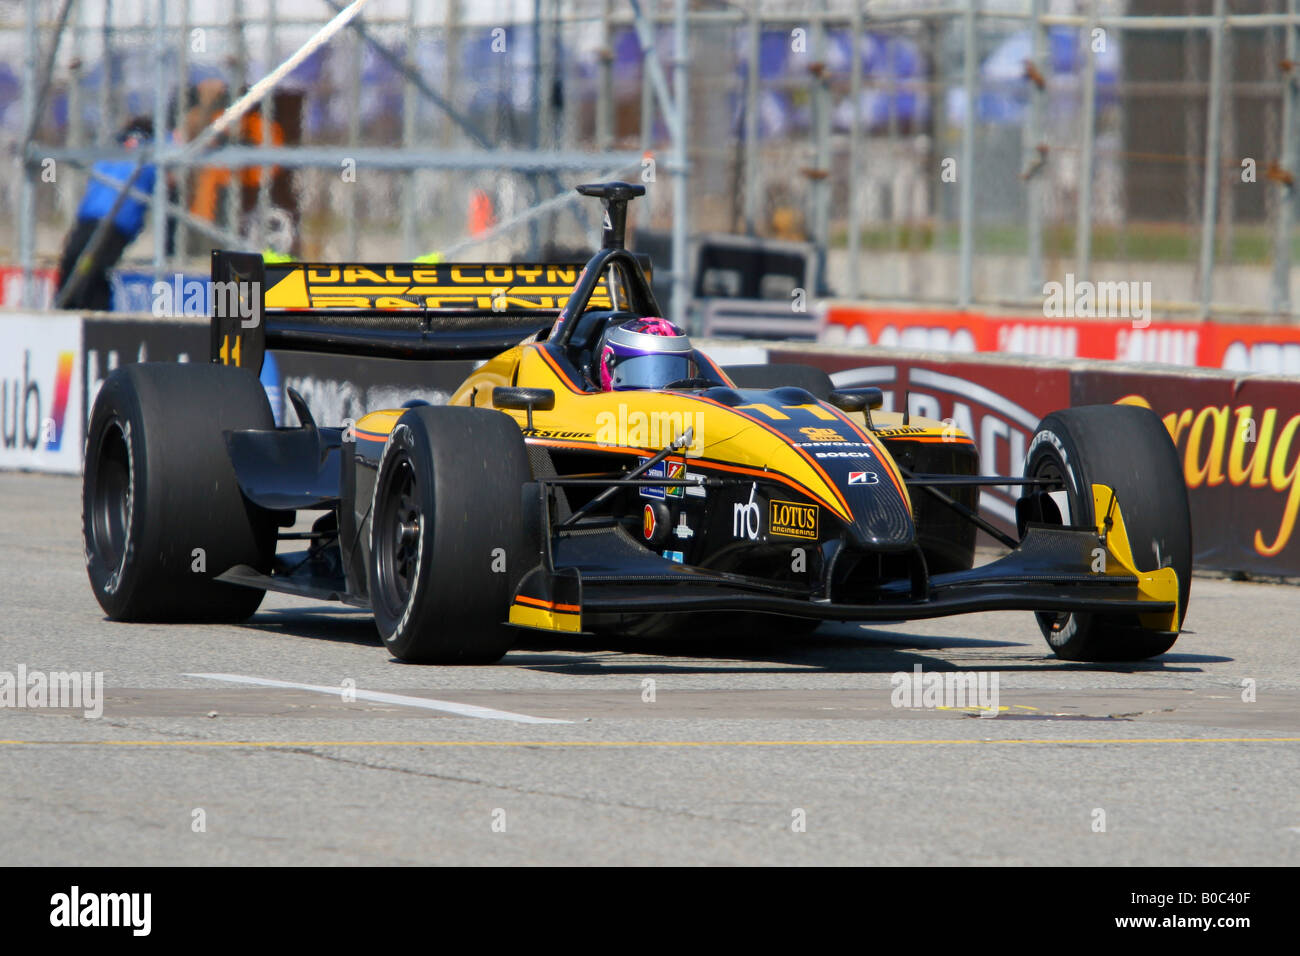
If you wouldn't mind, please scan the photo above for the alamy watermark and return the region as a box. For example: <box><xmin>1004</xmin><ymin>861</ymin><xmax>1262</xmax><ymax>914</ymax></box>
<box><xmin>1043</xmin><ymin>273</ymin><xmax>1152</xmax><ymax>328</ymax></box>
<box><xmin>0</xmin><ymin>665</ymin><xmax>103</xmax><ymax>718</ymax></box>
<box><xmin>595</xmin><ymin>405</ymin><xmax>705</xmax><ymax>457</ymax></box>
<box><xmin>152</xmin><ymin>275</ymin><xmax>261</xmax><ymax>328</ymax></box>
<box><xmin>890</xmin><ymin>664</ymin><xmax>999</xmax><ymax>717</ymax></box>
<box><xmin>50</xmin><ymin>886</ymin><xmax>150</xmax><ymax>936</ymax></box>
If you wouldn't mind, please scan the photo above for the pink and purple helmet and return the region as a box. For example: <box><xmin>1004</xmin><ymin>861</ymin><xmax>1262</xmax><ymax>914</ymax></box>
<box><xmin>597</xmin><ymin>317</ymin><xmax>697</xmax><ymax>391</ymax></box>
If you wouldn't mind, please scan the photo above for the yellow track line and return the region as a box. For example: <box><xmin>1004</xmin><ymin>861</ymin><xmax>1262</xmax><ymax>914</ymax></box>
<box><xmin>1</xmin><ymin>737</ymin><xmax>1298</xmax><ymax>748</ymax></box>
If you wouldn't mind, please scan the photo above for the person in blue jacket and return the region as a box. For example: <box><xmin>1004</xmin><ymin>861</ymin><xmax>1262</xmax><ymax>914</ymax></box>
<box><xmin>55</xmin><ymin>117</ymin><xmax>157</xmax><ymax>311</ymax></box>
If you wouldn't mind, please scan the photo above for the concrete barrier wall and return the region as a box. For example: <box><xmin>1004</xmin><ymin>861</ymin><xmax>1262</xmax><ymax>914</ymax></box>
<box><xmin>5</xmin><ymin>309</ymin><xmax>1298</xmax><ymax>577</ymax></box>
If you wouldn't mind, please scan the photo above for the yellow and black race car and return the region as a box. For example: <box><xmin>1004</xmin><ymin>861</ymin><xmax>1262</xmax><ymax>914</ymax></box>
<box><xmin>82</xmin><ymin>183</ymin><xmax>1190</xmax><ymax>664</ymax></box>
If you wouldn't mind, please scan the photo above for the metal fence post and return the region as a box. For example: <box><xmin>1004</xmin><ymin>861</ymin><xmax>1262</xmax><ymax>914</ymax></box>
<box><xmin>256</xmin><ymin>0</ymin><xmax>278</xmax><ymax>253</ymax></box>
<box><xmin>99</xmin><ymin>1</ymin><xmax>113</xmax><ymax>148</ymax></box>
<box><xmin>597</xmin><ymin>0</ymin><xmax>613</xmax><ymax>154</ymax></box>
<box><xmin>1273</xmin><ymin>0</ymin><xmax>1299</xmax><ymax>315</ymax></box>
<box><xmin>958</xmin><ymin>0</ymin><xmax>978</xmax><ymax>308</ymax></box>
<box><xmin>152</xmin><ymin>0</ymin><xmax>168</xmax><ymax>282</ymax></box>
<box><xmin>810</xmin><ymin>0</ymin><xmax>830</xmax><ymax>295</ymax></box>
<box><xmin>744</xmin><ymin>0</ymin><xmax>760</xmax><ymax>237</ymax></box>
<box><xmin>174</xmin><ymin>0</ymin><xmax>190</xmax><ymax>266</ymax></box>
<box><xmin>1075</xmin><ymin>0</ymin><xmax>1098</xmax><ymax>287</ymax></box>
<box><xmin>1198</xmin><ymin>0</ymin><xmax>1227</xmax><ymax>318</ymax></box>
<box><xmin>671</xmin><ymin>0</ymin><xmax>689</xmax><ymax>330</ymax></box>
<box><xmin>1025</xmin><ymin>0</ymin><xmax>1047</xmax><ymax>298</ymax></box>
<box><xmin>846</xmin><ymin>1</ymin><xmax>863</xmax><ymax>299</ymax></box>
<box><xmin>19</xmin><ymin>0</ymin><xmax>38</xmax><ymax>307</ymax></box>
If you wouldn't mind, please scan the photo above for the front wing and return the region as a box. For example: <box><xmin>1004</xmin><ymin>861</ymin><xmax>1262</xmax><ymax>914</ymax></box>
<box><xmin>508</xmin><ymin>483</ymin><xmax>1181</xmax><ymax>636</ymax></box>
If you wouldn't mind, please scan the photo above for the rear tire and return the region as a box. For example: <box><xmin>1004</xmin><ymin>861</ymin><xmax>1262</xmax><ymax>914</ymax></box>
<box><xmin>369</xmin><ymin>406</ymin><xmax>532</xmax><ymax>664</ymax></box>
<box><xmin>1022</xmin><ymin>404</ymin><xmax>1191</xmax><ymax>662</ymax></box>
<box><xmin>82</xmin><ymin>363</ymin><xmax>276</xmax><ymax>622</ymax></box>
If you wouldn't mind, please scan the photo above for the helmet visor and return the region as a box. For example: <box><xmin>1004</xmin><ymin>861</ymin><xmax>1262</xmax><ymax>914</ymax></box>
<box><xmin>609</xmin><ymin>352</ymin><xmax>700</xmax><ymax>390</ymax></box>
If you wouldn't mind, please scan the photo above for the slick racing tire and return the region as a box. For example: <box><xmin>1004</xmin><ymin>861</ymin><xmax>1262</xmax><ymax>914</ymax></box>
<box><xmin>1022</xmin><ymin>403</ymin><xmax>1191</xmax><ymax>662</ymax></box>
<box><xmin>368</xmin><ymin>406</ymin><xmax>532</xmax><ymax>664</ymax></box>
<box><xmin>722</xmin><ymin>363</ymin><xmax>834</xmax><ymax>401</ymax></box>
<box><xmin>82</xmin><ymin>363</ymin><xmax>276</xmax><ymax>622</ymax></box>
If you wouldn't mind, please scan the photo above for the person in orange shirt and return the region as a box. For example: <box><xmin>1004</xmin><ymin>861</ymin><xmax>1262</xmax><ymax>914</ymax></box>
<box><xmin>190</xmin><ymin>102</ymin><xmax>284</xmax><ymax>225</ymax></box>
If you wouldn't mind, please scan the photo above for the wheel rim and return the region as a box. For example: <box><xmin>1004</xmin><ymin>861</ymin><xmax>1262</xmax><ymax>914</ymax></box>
<box><xmin>375</xmin><ymin>456</ymin><xmax>422</xmax><ymax>617</ymax></box>
<box><xmin>90</xmin><ymin>421</ymin><xmax>132</xmax><ymax>571</ymax></box>
<box><xmin>1030</xmin><ymin>453</ymin><xmax>1074</xmax><ymax>635</ymax></box>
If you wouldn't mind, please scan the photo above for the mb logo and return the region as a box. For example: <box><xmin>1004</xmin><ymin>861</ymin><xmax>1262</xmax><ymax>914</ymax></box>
<box><xmin>733</xmin><ymin>484</ymin><xmax>760</xmax><ymax>540</ymax></box>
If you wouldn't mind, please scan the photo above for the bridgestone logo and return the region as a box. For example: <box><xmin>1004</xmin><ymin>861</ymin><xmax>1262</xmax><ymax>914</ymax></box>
<box><xmin>769</xmin><ymin>499</ymin><xmax>818</xmax><ymax>539</ymax></box>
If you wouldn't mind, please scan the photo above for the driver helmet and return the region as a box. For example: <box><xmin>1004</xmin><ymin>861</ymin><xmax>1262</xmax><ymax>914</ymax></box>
<box><xmin>597</xmin><ymin>317</ymin><xmax>696</xmax><ymax>391</ymax></box>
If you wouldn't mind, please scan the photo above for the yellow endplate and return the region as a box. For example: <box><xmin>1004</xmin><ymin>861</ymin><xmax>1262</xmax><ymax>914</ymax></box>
<box><xmin>1091</xmin><ymin>483</ymin><xmax>1180</xmax><ymax>631</ymax></box>
<box><xmin>509</xmin><ymin>601</ymin><xmax>582</xmax><ymax>633</ymax></box>
<box><xmin>355</xmin><ymin>409</ymin><xmax>405</xmax><ymax>441</ymax></box>
<box><xmin>868</xmin><ymin>410</ymin><xmax>974</xmax><ymax>443</ymax></box>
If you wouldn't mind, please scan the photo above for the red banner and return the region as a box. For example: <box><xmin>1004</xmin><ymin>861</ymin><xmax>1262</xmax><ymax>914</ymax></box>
<box><xmin>824</xmin><ymin>303</ymin><xmax>1300</xmax><ymax>374</ymax></box>
<box><xmin>0</xmin><ymin>267</ymin><xmax>58</xmax><ymax>309</ymax></box>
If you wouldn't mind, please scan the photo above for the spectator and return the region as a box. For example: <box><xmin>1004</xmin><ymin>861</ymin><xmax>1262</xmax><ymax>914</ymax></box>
<box><xmin>55</xmin><ymin>117</ymin><xmax>157</xmax><ymax>311</ymax></box>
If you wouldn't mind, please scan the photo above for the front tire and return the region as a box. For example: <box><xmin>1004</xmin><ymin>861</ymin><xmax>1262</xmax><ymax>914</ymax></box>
<box><xmin>82</xmin><ymin>363</ymin><xmax>276</xmax><ymax>622</ymax></box>
<box><xmin>368</xmin><ymin>406</ymin><xmax>532</xmax><ymax>664</ymax></box>
<box><xmin>1022</xmin><ymin>403</ymin><xmax>1191</xmax><ymax>662</ymax></box>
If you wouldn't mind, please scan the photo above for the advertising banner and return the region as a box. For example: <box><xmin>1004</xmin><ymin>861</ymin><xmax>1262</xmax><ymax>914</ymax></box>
<box><xmin>0</xmin><ymin>313</ymin><xmax>83</xmax><ymax>474</ymax></box>
<box><xmin>1072</xmin><ymin>368</ymin><xmax>1300</xmax><ymax>577</ymax></box>
<box><xmin>83</xmin><ymin>318</ymin><xmax>207</xmax><ymax>423</ymax></box>
<box><xmin>108</xmin><ymin>271</ymin><xmax>210</xmax><ymax>315</ymax></box>
<box><xmin>0</xmin><ymin>268</ymin><xmax>58</xmax><ymax>309</ymax></box>
<box><xmin>824</xmin><ymin>303</ymin><xmax>1300</xmax><ymax>373</ymax></box>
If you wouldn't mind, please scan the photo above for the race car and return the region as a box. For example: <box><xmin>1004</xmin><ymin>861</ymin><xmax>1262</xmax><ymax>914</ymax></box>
<box><xmin>81</xmin><ymin>182</ymin><xmax>1191</xmax><ymax>664</ymax></box>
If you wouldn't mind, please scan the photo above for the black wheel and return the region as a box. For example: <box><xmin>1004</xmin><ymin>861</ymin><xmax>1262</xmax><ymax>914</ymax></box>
<box><xmin>722</xmin><ymin>363</ymin><xmax>834</xmax><ymax>401</ymax></box>
<box><xmin>82</xmin><ymin>363</ymin><xmax>276</xmax><ymax>622</ymax></box>
<box><xmin>1022</xmin><ymin>404</ymin><xmax>1192</xmax><ymax>662</ymax></box>
<box><xmin>368</xmin><ymin>406</ymin><xmax>532</xmax><ymax>664</ymax></box>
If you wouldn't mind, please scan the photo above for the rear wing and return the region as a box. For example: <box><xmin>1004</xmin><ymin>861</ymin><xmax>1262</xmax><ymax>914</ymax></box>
<box><xmin>209</xmin><ymin>250</ymin><xmax>651</xmax><ymax>374</ymax></box>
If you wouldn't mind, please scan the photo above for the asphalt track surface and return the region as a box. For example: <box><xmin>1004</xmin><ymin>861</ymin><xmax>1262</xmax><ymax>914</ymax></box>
<box><xmin>2</xmin><ymin>472</ymin><xmax>1298</xmax><ymax>865</ymax></box>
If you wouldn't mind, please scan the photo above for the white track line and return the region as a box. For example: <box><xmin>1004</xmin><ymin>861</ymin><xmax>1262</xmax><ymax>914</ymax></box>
<box><xmin>185</xmin><ymin>673</ymin><xmax>572</xmax><ymax>725</ymax></box>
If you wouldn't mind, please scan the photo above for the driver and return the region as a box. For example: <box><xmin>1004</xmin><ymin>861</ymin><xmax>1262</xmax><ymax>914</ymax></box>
<box><xmin>595</xmin><ymin>317</ymin><xmax>699</xmax><ymax>391</ymax></box>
